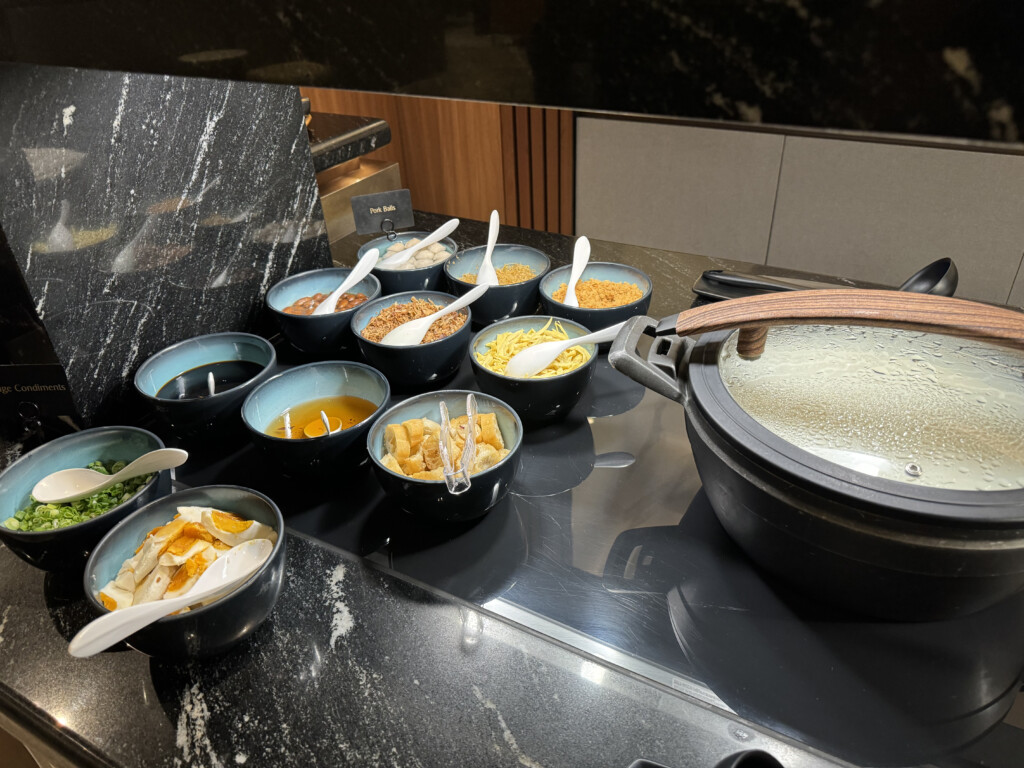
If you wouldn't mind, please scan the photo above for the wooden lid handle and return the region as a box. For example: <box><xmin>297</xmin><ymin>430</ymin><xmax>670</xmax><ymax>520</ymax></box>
<box><xmin>670</xmin><ymin>289</ymin><xmax>1024</xmax><ymax>358</ymax></box>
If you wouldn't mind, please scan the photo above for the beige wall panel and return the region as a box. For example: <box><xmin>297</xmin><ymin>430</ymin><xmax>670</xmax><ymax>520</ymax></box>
<box><xmin>768</xmin><ymin>137</ymin><xmax>1024</xmax><ymax>304</ymax></box>
<box><xmin>575</xmin><ymin>118</ymin><xmax>784</xmax><ymax>264</ymax></box>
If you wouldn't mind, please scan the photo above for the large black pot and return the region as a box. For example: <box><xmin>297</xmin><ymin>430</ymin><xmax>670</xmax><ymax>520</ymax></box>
<box><xmin>664</xmin><ymin>491</ymin><xmax>1024</xmax><ymax>766</ymax></box>
<box><xmin>609</xmin><ymin>290</ymin><xmax>1024</xmax><ymax>621</ymax></box>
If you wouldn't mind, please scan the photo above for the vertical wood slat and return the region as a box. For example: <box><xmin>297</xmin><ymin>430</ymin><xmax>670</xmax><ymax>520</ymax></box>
<box><xmin>514</xmin><ymin>106</ymin><xmax>533</xmax><ymax>229</ymax></box>
<box><xmin>529</xmin><ymin>108</ymin><xmax>546</xmax><ymax>231</ymax></box>
<box><xmin>559</xmin><ymin>109</ymin><xmax>575</xmax><ymax>235</ymax></box>
<box><xmin>545</xmin><ymin>109</ymin><xmax>560</xmax><ymax>232</ymax></box>
<box><xmin>499</xmin><ymin>105</ymin><xmax>518</xmax><ymax>225</ymax></box>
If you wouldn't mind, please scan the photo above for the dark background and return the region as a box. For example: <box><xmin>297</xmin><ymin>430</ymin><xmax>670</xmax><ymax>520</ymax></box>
<box><xmin>1</xmin><ymin>0</ymin><xmax>1022</xmax><ymax>144</ymax></box>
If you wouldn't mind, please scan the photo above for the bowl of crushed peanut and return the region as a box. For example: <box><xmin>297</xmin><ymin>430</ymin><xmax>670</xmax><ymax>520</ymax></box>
<box><xmin>444</xmin><ymin>244</ymin><xmax>550</xmax><ymax>327</ymax></box>
<box><xmin>350</xmin><ymin>290</ymin><xmax>474</xmax><ymax>392</ymax></box>
<box><xmin>539</xmin><ymin>261</ymin><xmax>653</xmax><ymax>336</ymax></box>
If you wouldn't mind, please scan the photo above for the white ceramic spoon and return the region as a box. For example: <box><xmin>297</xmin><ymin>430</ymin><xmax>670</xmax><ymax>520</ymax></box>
<box><xmin>47</xmin><ymin>200</ymin><xmax>74</xmax><ymax>252</ymax></box>
<box><xmin>32</xmin><ymin>448</ymin><xmax>188</xmax><ymax>504</ymax></box>
<box><xmin>562</xmin><ymin>235</ymin><xmax>591</xmax><ymax>308</ymax></box>
<box><xmin>311</xmin><ymin>247</ymin><xmax>380</xmax><ymax>316</ymax></box>
<box><xmin>68</xmin><ymin>538</ymin><xmax>273</xmax><ymax>658</ymax></box>
<box><xmin>376</xmin><ymin>218</ymin><xmax>460</xmax><ymax>268</ymax></box>
<box><xmin>476</xmin><ymin>209</ymin><xmax>501</xmax><ymax>287</ymax></box>
<box><xmin>504</xmin><ymin>320</ymin><xmax>628</xmax><ymax>378</ymax></box>
<box><xmin>380</xmin><ymin>284</ymin><xmax>489</xmax><ymax>346</ymax></box>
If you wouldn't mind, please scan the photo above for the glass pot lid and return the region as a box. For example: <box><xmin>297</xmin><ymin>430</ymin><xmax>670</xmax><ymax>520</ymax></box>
<box><xmin>717</xmin><ymin>324</ymin><xmax>1024</xmax><ymax>491</ymax></box>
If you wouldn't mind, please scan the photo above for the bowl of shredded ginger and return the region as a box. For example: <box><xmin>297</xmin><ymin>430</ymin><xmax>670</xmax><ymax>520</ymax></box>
<box><xmin>470</xmin><ymin>316</ymin><xmax>598</xmax><ymax>426</ymax></box>
<box><xmin>444</xmin><ymin>244</ymin><xmax>550</xmax><ymax>326</ymax></box>
<box><xmin>0</xmin><ymin>427</ymin><xmax>171</xmax><ymax>571</ymax></box>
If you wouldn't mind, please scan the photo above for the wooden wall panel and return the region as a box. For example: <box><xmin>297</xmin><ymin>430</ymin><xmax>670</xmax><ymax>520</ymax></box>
<box><xmin>559</xmin><ymin>110</ymin><xmax>575</xmax><ymax>235</ymax></box>
<box><xmin>499</xmin><ymin>105</ymin><xmax>575</xmax><ymax>235</ymax></box>
<box><xmin>303</xmin><ymin>87</ymin><xmax>574</xmax><ymax>235</ymax></box>
<box><xmin>499</xmin><ymin>104</ymin><xmax>519</xmax><ymax>224</ymax></box>
<box><xmin>529</xmin><ymin>108</ymin><xmax>546</xmax><ymax>229</ymax></box>
<box><xmin>545</xmin><ymin>110</ymin><xmax>560</xmax><ymax>230</ymax></box>
<box><xmin>302</xmin><ymin>87</ymin><xmax>504</xmax><ymax>222</ymax></box>
<box><xmin>513</xmin><ymin>106</ymin><xmax>533</xmax><ymax>229</ymax></box>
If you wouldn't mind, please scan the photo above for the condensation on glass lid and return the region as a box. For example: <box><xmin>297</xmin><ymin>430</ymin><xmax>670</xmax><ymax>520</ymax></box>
<box><xmin>717</xmin><ymin>324</ymin><xmax>1024</xmax><ymax>491</ymax></box>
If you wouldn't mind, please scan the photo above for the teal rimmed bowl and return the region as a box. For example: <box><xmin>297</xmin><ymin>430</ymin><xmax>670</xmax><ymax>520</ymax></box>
<box><xmin>134</xmin><ymin>332</ymin><xmax>276</xmax><ymax>443</ymax></box>
<box><xmin>266</xmin><ymin>267</ymin><xmax>381</xmax><ymax>357</ymax></box>
<box><xmin>350</xmin><ymin>290</ymin><xmax>473</xmax><ymax>393</ymax></box>
<box><xmin>83</xmin><ymin>484</ymin><xmax>285</xmax><ymax>658</ymax></box>
<box><xmin>241</xmin><ymin>360</ymin><xmax>390</xmax><ymax>476</ymax></box>
<box><xmin>363</xmin><ymin>231</ymin><xmax>459</xmax><ymax>295</ymax></box>
<box><xmin>444</xmin><ymin>244</ymin><xmax>550</xmax><ymax>326</ymax></box>
<box><xmin>470</xmin><ymin>316</ymin><xmax>597</xmax><ymax>426</ymax></box>
<box><xmin>367</xmin><ymin>390</ymin><xmax>523</xmax><ymax>522</ymax></box>
<box><xmin>539</xmin><ymin>261</ymin><xmax>653</xmax><ymax>334</ymax></box>
<box><xmin>0</xmin><ymin>426</ymin><xmax>172</xmax><ymax>571</ymax></box>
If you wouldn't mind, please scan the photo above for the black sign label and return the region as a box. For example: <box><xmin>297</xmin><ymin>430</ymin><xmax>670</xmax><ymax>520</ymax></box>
<box><xmin>0</xmin><ymin>364</ymin><xmax>77</xmax><ymax>417</ymax></box>
<box><xmin>351</xmin><ymin>189</ymin><xmax>415</xmax><ymax>235</ymax></box>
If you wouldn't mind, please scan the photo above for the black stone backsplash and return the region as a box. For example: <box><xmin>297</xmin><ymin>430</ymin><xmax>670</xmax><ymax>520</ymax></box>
<box><xmin>0</xmin><ymin>63</ymin><xmax>332</xmax><ymax>428</ymax></box>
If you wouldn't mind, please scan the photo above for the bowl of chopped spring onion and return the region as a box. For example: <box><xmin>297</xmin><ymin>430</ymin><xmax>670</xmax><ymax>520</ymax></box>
<box><xmin>0</xmin><ymin>426</ymin><xmax>172</xmax><ymax>571</ymax></box>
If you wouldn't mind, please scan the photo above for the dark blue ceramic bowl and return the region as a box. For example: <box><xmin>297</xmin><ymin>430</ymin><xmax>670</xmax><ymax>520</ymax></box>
<box><xmin>367</xmin><ymin>390</ymin><xmax>523</xmax><ymax>522</ymax></box>
<box><xmin>134</xmin><ymin>332</ymin><xmax>276</xmax><ymax>443</ymax></box>
<box><xmin>444</xmin><ymin>244</ymin><xmax>550</xmax><ymax>326</ymax></box>
<box><xmin>0</xmin><ymin>427</ymin><xmax>172</xmax><ymax>571</ymax></box>
<box><xmin>83</xmin><ymin>485</ymin><xmax>285</xmax><ymax>658</ymax></box>
<box><xmin>362</xmin><ymin>231</ymin><xmax>459</xmax><ymax>295</ymax></box>
<box><xmin>539</xmin><ymin>261</ymin><xmax>653</xmax><ymax>334</ymax></box>
<box><xmin>350</xmin><ymin>290</ymin><xmax>473</xmax><ymax>393</ymax></box>
<box><xmin>266</xmin><ymin>267</ymin><xmax>382</xmax><ymax>357</ymax></box>
<box><xmin>241</xmin><ymin>361</ymin><xmax>391</xmax><ymax>477</ymax></box>
<box><xmin>470</xmin><ymin>316</ymin><xmax>598</xmax><ymax>426</ymax></box>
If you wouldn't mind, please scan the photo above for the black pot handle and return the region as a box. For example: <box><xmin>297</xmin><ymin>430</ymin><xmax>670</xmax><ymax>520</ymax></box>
<box><xmin>609</xmin><ymin>315</ymin><xmax>687</xmax><ymax>404</ymax></box>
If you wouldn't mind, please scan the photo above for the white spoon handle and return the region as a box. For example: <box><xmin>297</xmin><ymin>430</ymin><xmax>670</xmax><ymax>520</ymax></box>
<box><xmin>31</xmin><ymin>448</ymin><xmax>188</xmax><ymax>504</ymax></box>
<box><xmin>115</xmin><ymin>448</ymin><xmax>188</xmax><ymax>479</ymax></box>
<box><xmin>68</xmin><ymin>539</ymin><xmax>272</xmax><ymax>658</ymax></box>
<box><xmin>378</xmin><ymin>218</ymin><xmax>460</xmax><ymax>267</ymax></box>
<box><xmin>575</xmin><ymin>319</ymin><xmax>628</xmax><ymax>345</ymax></box>
<box><xmin>311</xmin><ymin>248</ymin><xmax>379</xmax><ymax>316</ymax></box>
<box><xmin>563</xmin><ymin>236</ymin><xmax>591</xmax><ymax>308</ymax></box>
<box><xmin>505</xmin><ymin>320</ymin><xmax>628</xmax><ymax>378</ymax></box>
<box><xmin>68</xmin><ymin>592</ymin><xmax>198</xmax><ymax>658</ymax></box>
<box><xmin>430</xmin><ymin>283</ymin><xmax>489</xmax><ymax>320</ymax></box>
<box><xmin>477</xmin><ymin>210</ymin><xmax>501</xmax><ymax>285</ymax></box>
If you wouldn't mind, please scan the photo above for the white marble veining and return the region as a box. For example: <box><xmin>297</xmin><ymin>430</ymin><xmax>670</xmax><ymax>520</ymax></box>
<box><xmin>0</xmin><ymin>63</ymin><xmax>333</xmax><ymax>426</ymax></box>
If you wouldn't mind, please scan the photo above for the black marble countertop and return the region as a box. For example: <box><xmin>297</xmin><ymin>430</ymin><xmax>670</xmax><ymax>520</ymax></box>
<box><xmin>307</xmin><ymin>113</ymin><xmax>391</xmax><ymax>173</ymax></box>
<box><xmin>0</xmin><ymin>221</ymin><xmax>865</xmax><ymax>768</ymax></box>
<box><xmin>0</xmin><ymin>531</ymin><xmax>839</xmax><ymax>768</ymax></box>
<box><xmin>3</xmin><ymin>216</ymin><xmax>1019</xmax><ymax>768</ymax></box>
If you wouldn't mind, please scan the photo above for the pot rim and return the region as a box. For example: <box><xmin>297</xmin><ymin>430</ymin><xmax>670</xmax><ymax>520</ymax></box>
<box><xmin>687</xmin><ymin>328</ymin><xmax>1024</xmax><ymax>527</ymax></box>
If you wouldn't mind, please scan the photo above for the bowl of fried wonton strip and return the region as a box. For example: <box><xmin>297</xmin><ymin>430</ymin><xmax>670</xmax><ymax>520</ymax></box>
<box><xmin>367</xmin><ymin>390</ymin><xmax>523</xmax><ymax>522</ymax></box>
<box><xmin>83</xmin><ymin>485</ymin><xmax>285</xmax><ymax>658</ymax></box>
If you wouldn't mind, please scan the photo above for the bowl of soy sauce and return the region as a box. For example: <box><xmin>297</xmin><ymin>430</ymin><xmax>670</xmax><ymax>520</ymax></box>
<box><xmin>134</xmin><ymin>332</ymin><xmax>276</xmax><ymax>445</ymax></box>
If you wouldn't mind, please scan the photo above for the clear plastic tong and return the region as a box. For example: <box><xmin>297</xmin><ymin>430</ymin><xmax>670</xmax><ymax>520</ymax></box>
<box><xmin>437</xmin><ymin>393</ymin><xmax>477</xmax><ymax>495</ymax></box>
